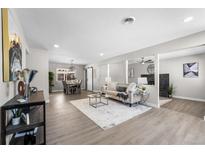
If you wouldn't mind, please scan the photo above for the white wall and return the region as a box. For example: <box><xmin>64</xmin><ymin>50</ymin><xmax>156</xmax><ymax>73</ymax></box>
<box><xmin>160</xmin><ymin>53</ymin><xmax>205</xmax><ymax>101</ymax></box>
<box><xmin>27</xmin><ymin>49</ymin><xmax>49</xmax><ymax>102</ymax></box>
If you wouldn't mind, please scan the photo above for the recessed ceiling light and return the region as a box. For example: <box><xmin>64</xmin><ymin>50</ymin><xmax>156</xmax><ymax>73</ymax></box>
<box><xmin>100</xmin><ymin>53</ymin><xmax>104</xmax><ymax>56</ymax></box>
<box><xmin>54</xmin><ymin>44</ymin><xmax>59</xmax><ymax>48</ymax></box>
<box><xmin>184</xmin><ymin>16</ymin><xmax>194</xmax><ymax>23</ymax></box>
<box><xmin>122</xmin><ymin>16</ymin><xmax>136</xmax><ymax>24</ymax></box>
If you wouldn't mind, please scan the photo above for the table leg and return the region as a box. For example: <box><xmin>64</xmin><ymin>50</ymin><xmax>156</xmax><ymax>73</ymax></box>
<box><xmin>1</xmin><ymin>108</ymin><xmax>6</xmax><ymax>145</ymax></box>
<box><xmin>43</xmin><ymin>103</ymin><xmax>46</xmax><ymax>145</ymax></box>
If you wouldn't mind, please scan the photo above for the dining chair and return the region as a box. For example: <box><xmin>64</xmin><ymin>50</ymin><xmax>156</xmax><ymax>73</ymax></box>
<box><xmin>76</xmin><ymin>80</ymin><xmax>82</xmax><ymax>94</ymax></box>
<box><xmin>62</xmin><ymin>81</ymin><xmax>68</xmax><ymax>95</ymax></box>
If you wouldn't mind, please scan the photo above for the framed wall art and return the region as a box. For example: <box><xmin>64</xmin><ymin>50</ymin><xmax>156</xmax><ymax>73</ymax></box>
<box><xmin>2</xmin><ymin>8</ymin><xmax>23</xmax><ymax>81</ymax></box>
<box><xmin>183</xmin><ymin>62</ymin><xmax>199</xmax><ymax>78</ymax></box>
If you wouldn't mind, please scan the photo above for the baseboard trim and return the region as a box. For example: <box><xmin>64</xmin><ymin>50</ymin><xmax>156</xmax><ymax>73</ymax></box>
<box><xmin>173</xmin><ymin>95</ymin><xmax>205</xmax><ymax>102</ymax></box>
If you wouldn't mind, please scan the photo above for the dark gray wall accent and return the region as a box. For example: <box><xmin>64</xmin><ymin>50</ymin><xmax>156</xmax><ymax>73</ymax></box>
<box><xmin>49</xmin><ymin>62</ymin><xmax>85</xmax><ymax>91</ymax></box>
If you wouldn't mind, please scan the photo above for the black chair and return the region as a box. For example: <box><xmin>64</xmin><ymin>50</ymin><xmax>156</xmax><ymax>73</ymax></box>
<box><xmin>62</xmin><ymin>81</ymin><xmax>69</xmax><ymax>95</ymax></box>
<box><xmin>69</xmin><ymin>84</ymin><xmax>76</xmax><ymax>94</ymax></box>
<box><xmin>74</xmin><ymin>80</ymin><xmax>82</xmax><ymax>94</ymax></box>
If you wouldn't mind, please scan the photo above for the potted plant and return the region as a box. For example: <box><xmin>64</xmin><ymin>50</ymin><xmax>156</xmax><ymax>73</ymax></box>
<box><xmin>168</xmin><ymin>84</ymin><xmax>174</xmax><ymax>98</ymax></box>
<box><xmin>11</xmin><ymin>108</ymin><xmax>22</xmax><ymax>125</ymax></box>
<box><xmin>49</xmin><ymin>72</ymin><xmax>54</xmax><ymax>93</ymax></box>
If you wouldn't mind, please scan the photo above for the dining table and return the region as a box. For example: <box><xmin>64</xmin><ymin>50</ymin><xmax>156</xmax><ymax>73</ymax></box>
<box><xmin>65</xmin><ymin>80</ymin><xmax>81</xmax><ymax>94</ymax></box>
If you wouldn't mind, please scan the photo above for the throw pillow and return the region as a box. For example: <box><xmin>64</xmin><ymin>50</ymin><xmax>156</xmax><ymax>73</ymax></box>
<box><xmin>116</xmin><ymin>86</ymin><xmax>127</xmax><ymax>92</ymax></box>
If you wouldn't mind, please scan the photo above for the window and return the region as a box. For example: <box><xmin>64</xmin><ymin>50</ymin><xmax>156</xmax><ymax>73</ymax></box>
<box><xmin>57</xmin><ymin>73</ymin><xmax>65</xmax><ymax>81</ymax></box>
<box><xmin>56</xmin><ymin>68</ymin><xmax>68</xmax><ymax>81</ymax></box>
<box><xmin>56</xmin><ymin>68</ymin><xmax>75</xmax><ymax>81</ymax></box>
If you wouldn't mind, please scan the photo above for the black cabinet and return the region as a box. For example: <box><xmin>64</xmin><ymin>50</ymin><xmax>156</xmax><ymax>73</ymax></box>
<box><xmin>160</xmin><ymin>74</ymin><xmax>169</xmax><ymax>97</ymax></box>
<box><xmin>141</xmin><ymin>74</ymin><xmax>155</xmax><ymax>85</ymax></box>
<box><xmin>1</xmin><ymin>91</ymin><xmax>46</xmax><ymax>145</ymax></box>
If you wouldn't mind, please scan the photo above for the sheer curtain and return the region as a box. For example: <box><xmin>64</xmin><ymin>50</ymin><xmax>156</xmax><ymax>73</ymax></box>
<box><xmin>109</xmin><ymin>61</ymin><xmax>126</xmax><ymax>83</ymax></box>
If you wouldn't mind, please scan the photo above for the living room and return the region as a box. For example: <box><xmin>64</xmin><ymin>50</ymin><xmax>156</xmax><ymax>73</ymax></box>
<box><xmin>1</xmin><ymin>3</ymin><xmax>205</xmax><ymax>151</ymax></box>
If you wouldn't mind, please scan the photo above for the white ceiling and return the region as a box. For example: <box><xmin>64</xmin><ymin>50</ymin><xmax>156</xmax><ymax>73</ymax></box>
<box><xmin>15</xmin><ymin>8</ymin><xmax>205</xmax><ymax>64</ymax></box>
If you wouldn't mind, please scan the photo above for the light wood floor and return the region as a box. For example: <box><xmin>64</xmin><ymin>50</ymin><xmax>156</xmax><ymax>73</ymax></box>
<box><xmin>46</xmin><ymin>91</ymin><xmax>205</xmax><ymax>145</ymax></box>
<box><xmin>162</xmin><ymin>98</ymin><xmax>205</xmax><ymax>119</ymax></box>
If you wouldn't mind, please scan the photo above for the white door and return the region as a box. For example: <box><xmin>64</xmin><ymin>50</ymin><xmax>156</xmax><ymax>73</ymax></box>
<box><xmin>87</xmin><ymin>68</ymin><xmax>93</xmax><ymax>91</ymax></box>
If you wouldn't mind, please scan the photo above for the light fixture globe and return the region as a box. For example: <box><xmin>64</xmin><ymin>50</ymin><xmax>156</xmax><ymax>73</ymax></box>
<box><xmin>184</xmin><ymin>16</ymin><xmax>194</xmax><ymax>23</ymax></box>
<box><xmin>54</xmin><ymin>44</ymin><xmax>59</xmax><ymax>48</ymax></box>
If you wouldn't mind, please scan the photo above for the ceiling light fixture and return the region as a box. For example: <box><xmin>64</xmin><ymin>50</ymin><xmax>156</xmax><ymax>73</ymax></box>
<box><xmin>54</xmin><ymin>44</ymin><xmax>59</xmax><ymax>48</ymax></box>
<box><xmin>184</xmin><ymin>16</ymin><xmax>194</xmax><ymax>23</ymax></box>
<box><xmin>122</xmin><ymin>16</ymin><xmax>136</xmax><ymax>24</ymax></box>
<box><xmin>100</xmin><ymin>53</ymin><xmax>104</xmax><ymax>56</ymax></box>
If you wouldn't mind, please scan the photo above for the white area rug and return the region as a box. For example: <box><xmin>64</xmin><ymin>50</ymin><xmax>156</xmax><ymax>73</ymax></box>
<box><xmin>70</xmin><ymin>98</ymin><xmax>152</xmax><ymax>130</ymax></box>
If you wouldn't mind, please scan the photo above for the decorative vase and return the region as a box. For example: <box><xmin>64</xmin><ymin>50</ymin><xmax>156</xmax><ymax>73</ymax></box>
<box><xmin>24</xmin><ymin>83</ymin><xmax>30</xmax><ymax>101</ymax></box>
<box><xmin>12</xmin><ymin>117</ymin><xmax>21</xmax><ymax>125</ymax></box>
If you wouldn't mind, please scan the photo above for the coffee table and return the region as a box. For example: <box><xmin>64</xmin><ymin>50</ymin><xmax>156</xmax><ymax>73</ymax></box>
<box><xmin>88</xmin><ymin>93</ymin><xmax>108</xmax><ymax>108</ymax></box>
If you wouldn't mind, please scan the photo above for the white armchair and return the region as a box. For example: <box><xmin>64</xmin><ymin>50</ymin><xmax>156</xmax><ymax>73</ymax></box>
<box><xmin>125</xmin><ymin>83</ymin><xmax>142</xmax><ymax>106</ymax></box>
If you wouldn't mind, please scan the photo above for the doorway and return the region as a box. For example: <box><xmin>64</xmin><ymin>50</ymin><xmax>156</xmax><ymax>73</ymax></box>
<box><xmin>86</xmin><ymin>67</ymin><xmax>93</xmax><ymax>91</ymax></box>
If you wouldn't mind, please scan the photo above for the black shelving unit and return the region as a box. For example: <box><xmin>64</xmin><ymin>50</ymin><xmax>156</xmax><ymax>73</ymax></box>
<box><xmin>1</xmin><ymin>91</ymin><xmax>46</xmax><ymax>145</ymax></box>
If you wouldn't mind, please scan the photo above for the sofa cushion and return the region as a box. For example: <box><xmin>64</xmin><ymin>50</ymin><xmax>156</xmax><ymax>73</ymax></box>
<box><xmin>106</xmin><ymin>90</ymin><xmax>118</xmax><ymax>97</ymax></box>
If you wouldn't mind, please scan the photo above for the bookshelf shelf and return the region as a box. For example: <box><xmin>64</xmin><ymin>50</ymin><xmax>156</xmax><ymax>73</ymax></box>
<box><xmin>1</xmin><ymin>91</ymin><xmax>46</xmax><ymax>145</ymax></box>
<box><xmin>6</xmin><ymin>120</ymin><xmax>44</xmax><ymax>135</ymax></box>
